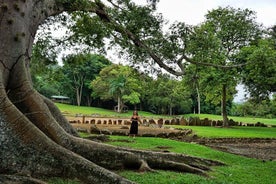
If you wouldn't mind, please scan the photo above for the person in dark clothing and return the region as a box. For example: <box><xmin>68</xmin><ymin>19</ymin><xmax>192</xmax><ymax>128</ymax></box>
<box><xmin>129</xmin><ymin>110</ymin><xmax>141</xmax><ymax>138</ymax></box>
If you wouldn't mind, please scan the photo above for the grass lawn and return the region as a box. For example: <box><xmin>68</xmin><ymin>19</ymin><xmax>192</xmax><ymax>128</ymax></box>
<box><xmin>183</xmin><ymin>113</ymin><xmax>276</xmax><ymax>126</ymax></box>
<box><xmin>55</xmin><ymin>103</ymin><xmax>163</xmax><ymax>118</ymax></box>
<box><xmin>56</xmin><ymin>103</ymin><xmax>276</xmax><ymax>125</ymax></box>
<box><xmin>57</xmin><ymin>103</ymin><xmax>276</xmax><ymax>138</ymax></box>
<box><xmin>51</xmin><ymin>104</ymin><xmax>276</xmax><ymax>184</ymax></box>
<box><xmin>48</xmin><ymin>134</ymin><xmax>276</xmax><ymax>184</ymax></box>
<box><xmin>107</xmin><ymin>136</ymin><xmax>276</xmax><ymax>184</ymax></box>
<box><xmin>170</xmin><ymin>125</ymin><xmax>276</xmax><ymax>138</ymax></box>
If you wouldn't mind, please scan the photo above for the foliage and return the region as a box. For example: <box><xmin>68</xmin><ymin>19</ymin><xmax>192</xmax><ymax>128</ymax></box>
<box><xmin>232</xmin><ymin>97</ymin><xmax>276</xmax><ymax>118</ymax></box>
<box><xmin>32</xmin><ymin>2</ymin><xmax>272</xmax><ymax>118</ymax></box>
<box><xmin>184</xmin><ymin>7</ymin><xmax>261</xmax><ymax>125</ymax></box>
<box><xmin>238</xmin><ymin>37</ymin><xmax>276</xmax><ymax>101</ymax></box>
<box><xmin>62</xmin><ymin>53</ymin><xmax>111</xmax><ymax>106</ymax></box>
<box><xmin>31</xmin><ymin>42</ymin><xmax>63</xmax><ymax>98</ymax></box>
<box><xmin>145</xmin><ymin>74</ymin><xmax>192</xmax><ymax>115</ymax></box>
<box><xmin>91</xmin><ymin>64</ymin><xmax>142</xmax><ymax>112</ymax></box>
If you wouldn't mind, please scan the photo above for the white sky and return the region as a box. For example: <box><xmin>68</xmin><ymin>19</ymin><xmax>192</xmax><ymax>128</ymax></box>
<box><xmin>132</xmin><ymin>0</ymin><xmax>276</xmax><ymax>102</ymax></box>
<box><xmin>135</xmin><ymin>0</ymin><xmax>276</xmax><ymax>27</ymax></box>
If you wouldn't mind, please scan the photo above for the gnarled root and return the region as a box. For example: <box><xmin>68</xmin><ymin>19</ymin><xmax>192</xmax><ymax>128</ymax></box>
<box><xmin>0</xmin><ymin>83</ymin><xmax>224</xmax><ymax>183</ymax></box>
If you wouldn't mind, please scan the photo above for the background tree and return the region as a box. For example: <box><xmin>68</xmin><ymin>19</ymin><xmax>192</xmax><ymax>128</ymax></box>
<box><xmin>30</xmin><ymin>40</ymin><xmax>64</xmax><ymax>98</ymax></box>
<box><xmin>91</xmin><ymin>64</ymin><xmax>142</xmax><ymax>112</ymax></box>
<box><xmin>62</xmin><ymin>53</ymin><xmax>111</xmax><ymax>106</ymax></box>
<box><xmin>185</xmin><ymin>7</ymin><xmax>261</xmax><ymax>126</ymax></box>
<box><xmin>147</xmin><ymin>74</ymin><xmax>192</xmax><ymax>115</ymax></box>
<box><xmin>183</xmin><ymin>64</ymin><xmax>203</xmax><ymax>114</ymax></box>
<box><xmin>238</xmin><ymin>33</ymin><xmax>276</xmax><ymax>101</ymax></box>
<box><xmin>109</xmin><ymin>74</ymin><xmax>127</xmax><ymax>112</ymax></box>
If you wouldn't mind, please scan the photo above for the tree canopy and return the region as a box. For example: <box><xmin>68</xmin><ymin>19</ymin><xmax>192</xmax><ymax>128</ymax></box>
<box><xmin>62</xmin><ymin>53</ymin><xmax>111</xmax><ymax>106</ymax></box>
<box><xmin>238</xmin><ymin>35</ymin><xmax>276</xmax><ymax>101</ymax></box>
<box><xmin>91</xmin><ymin>64</ymin><xmax>142</xmax><ymax>112</ymax></box>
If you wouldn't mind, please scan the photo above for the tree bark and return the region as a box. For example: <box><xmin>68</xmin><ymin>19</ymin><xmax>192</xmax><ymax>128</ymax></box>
<box><xmin>117</xmin><ymin>96</ymin><xmax>121</xmax><ymax>113</ymax></box>
<box><xmin>74</xmin><ymin>74</ymin><xmax>84</xmax><ymax>106</ymax></box>
<box><xmin>222</xmin><ymin>84</ymin><xmax>229</xmax><ymax>126</ymax></box>
<box><xmin>196</xmin><ymin>84</ymin><xmax>201</xmax><ymax>114</ymax></box>
<box><xmin>0</xmin><ymin>0</ymin><xmax>224</xmax><ymax>183</ymax></box>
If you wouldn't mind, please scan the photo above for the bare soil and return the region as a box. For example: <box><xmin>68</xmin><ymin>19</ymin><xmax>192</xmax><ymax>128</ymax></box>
<box><xmin>72</xmin><ymin>123</ymin><xmax>276</xmax><ymax>161</ymax></box>
<box><xmin>196</xmin><ymin>138</ymin><xmax>276</xmax><ymax>161</ymax></box>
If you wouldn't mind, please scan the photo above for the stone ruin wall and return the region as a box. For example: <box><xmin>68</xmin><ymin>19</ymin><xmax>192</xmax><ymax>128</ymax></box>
<box><xmin>67</xmin><ymin>115</ymin><xmax>267</xmax><ymax>127</ymax></box>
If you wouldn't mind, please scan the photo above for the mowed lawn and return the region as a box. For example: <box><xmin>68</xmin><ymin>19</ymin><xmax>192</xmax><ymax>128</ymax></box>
<box><xmin>56</xmin><ymin>103</ymin><xmax>276</xmax><ymax>125</ymax></box>
<box><xmin>171</xmin><ymin>126</ymin><xmax>276</xmax><ymax>138</ymax></box>
<box><xmin>49</xmin><ymin>135</ymin><xmax>276</xmax><ymax>184</ymax></box>
<box><xmin>52</xmin><ymin>103</ymin><xmax>276</xmax><ymax>184</ymax></box>
<box><xmin>56</xmin><ymin>103</ymin><xmax>276</xmax><ymax>138</ymax></box>
<box><xmin>107</xmin><ymin>136</ymin><xmax>276</xmax><ymax>184</ymax></box>
<box><xmin>55</xmin><ymin>103</ymin><xmax>160</xmax><ymax>118</ymax></box>
<box><xmin>183</xmin><ymin>113</ymin><xmax>276</xmax><ymax>126</ymax></box>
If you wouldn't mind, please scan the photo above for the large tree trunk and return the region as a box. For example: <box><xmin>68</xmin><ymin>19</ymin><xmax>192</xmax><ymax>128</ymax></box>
<box><xmin>221</xmin><ymin>84</ymin><xmax>229</xmax><ymax>126</ymax></box>
<box><xmin>0</xmin><ymin>0</ymin><xmax>223</xmax><ymax>183</ymax></box>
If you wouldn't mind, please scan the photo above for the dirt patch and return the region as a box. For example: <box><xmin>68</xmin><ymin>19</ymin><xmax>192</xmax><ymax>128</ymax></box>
<box><xmin>200</xmin><ymin>138</ymin><xmax>276</xmax><ymax>161</ymax></box>
<box><xmin>72</xmin><ymin>123</ymin><xmax>276</xmax><ymax>161</ymax></box>
<box><xmin>72</xmin><ymin>124</ymin><xmax>192</xmax><ymax>137</ymax></box>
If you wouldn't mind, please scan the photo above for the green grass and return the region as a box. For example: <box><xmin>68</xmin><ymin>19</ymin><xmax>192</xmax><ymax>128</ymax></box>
<box><xmin>56</xmin><ymin>103</ymin><xmax>276</xmax><ymax>125</ymax></box>
<box><xmin>171</xmin><ymin>126</ymin><xmax>276</xmax><ymax>138</ymax></box>
<box><xmin>52</xmin><ymin>103</ymin><xmax>276</xmax><ymax>183</ymax></box>
<box><xmin>55</xmin><ymin>103</ymin><xmax>165</xmax><ymax>118</ymax></box>
<box><xmin>58</xmin><ymin>103</ymin><xmax>276</xmax><ymax>139</ymax></box>
<box><xmin>184</xmin><ymin>113</ymin><xmax>276</xmax><ymax>125</ymax></box>
<box><xmin>107</xmin><ymin>136</ymin><xmax>276</xmax><ymax>184</ymax></box>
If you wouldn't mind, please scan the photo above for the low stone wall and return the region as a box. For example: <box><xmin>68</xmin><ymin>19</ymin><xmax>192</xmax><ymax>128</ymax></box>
<box><xmin>68</xmin><ymin>116</ymin><xmax>269</xmax><ymax>127</ymax></box>
<box><xmin>72</xmin><ymin>123</ymin><xmax>193</xmax><ymax>138</ymax></box>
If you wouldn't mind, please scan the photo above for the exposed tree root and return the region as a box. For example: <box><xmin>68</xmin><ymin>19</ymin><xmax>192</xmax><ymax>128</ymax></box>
<box><xmin>0</xmin><ymin>78</ymin><xmax>224</xmax><ymax>183</ymax></box>
<box><xmin>0</xmin><ymin>174</ymin><xmax>47</xmax><ymax>184</ymax></box>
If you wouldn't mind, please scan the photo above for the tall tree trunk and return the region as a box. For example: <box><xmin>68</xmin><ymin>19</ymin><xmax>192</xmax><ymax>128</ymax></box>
<box><xmin>74</xmin><ymin>75</ymin><xmax>84</xmax><ymax>106</ymax></box>
<box><xmin>117</xmin><ymin>96</ymin><xmax>121</xmax><ymax>113</ymax></box>
<box><xmin>86</xmin><ymin>95</ymin><xmax>92</xmax><ymax>106</ymax></box>
<box><xmin>76</xmin><ymin>87</ymin><xmax>81</xmax><ymax>106</ymax></box>
<box><xmin>221</xmin><ymin>84</ymin><xmax>229</xmax><ymax>126</ymax></box>
<box><xmin>0</xmin><ymin>0</ymin><xmax>223</xmax><ymax>183</ymax></box>
<box><xmin>169</xmin><ymin>103</ymin><xmax>173</xmax><ymax>116</ymax></box>
<box><xmin>196</xmin><ymin>85</ymin><xmax>201</xmax><ymax>114</ymax></box>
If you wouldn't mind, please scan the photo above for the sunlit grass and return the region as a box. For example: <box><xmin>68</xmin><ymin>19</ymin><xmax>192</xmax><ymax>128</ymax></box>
<box><xmin>107</xmin><ymin>136</ymin><xmax>276</xmax><ymax>184</ymax></box>
<box><xmin>55</xmin><ymin>103</ymin><xmax>167</xmax><ymax>118</ymax></box>
<box><xmin>170</xmin><ymin>125</ymin><xmax>276</xmax><ymax>138</ymax></box>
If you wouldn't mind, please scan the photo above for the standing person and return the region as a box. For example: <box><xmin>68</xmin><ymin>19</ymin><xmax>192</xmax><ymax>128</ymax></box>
<box><xmin>129</xmin><ymin>110</ymin><xmax>141</xmax><ymax>138</ymax></box>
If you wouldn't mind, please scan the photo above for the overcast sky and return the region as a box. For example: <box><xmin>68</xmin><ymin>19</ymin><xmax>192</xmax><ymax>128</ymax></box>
<box><xmin>135</xmin><ymin>0</ymin><xmax>276</xmax><ymax>27</ymax></box>
<box><xmin>59</xmin><ymin>1</ymin><xmax>275</xmax><ymax>102</ymax></box>
<box><xmin>132</xmin><ymin>0</ymin><xmax>275</xmax><ymax>102</ymax></box>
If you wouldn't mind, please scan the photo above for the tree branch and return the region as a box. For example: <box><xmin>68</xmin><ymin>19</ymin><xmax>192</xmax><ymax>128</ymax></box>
<box><xmin>183</xmin><ymin>55</ymin><xmax>246</xmax><ymax>68</ymax></box>
<box><xmin>54</xmin><ymin>1</ymin><xmax>246</xmax><ymax>76</ymax></box>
